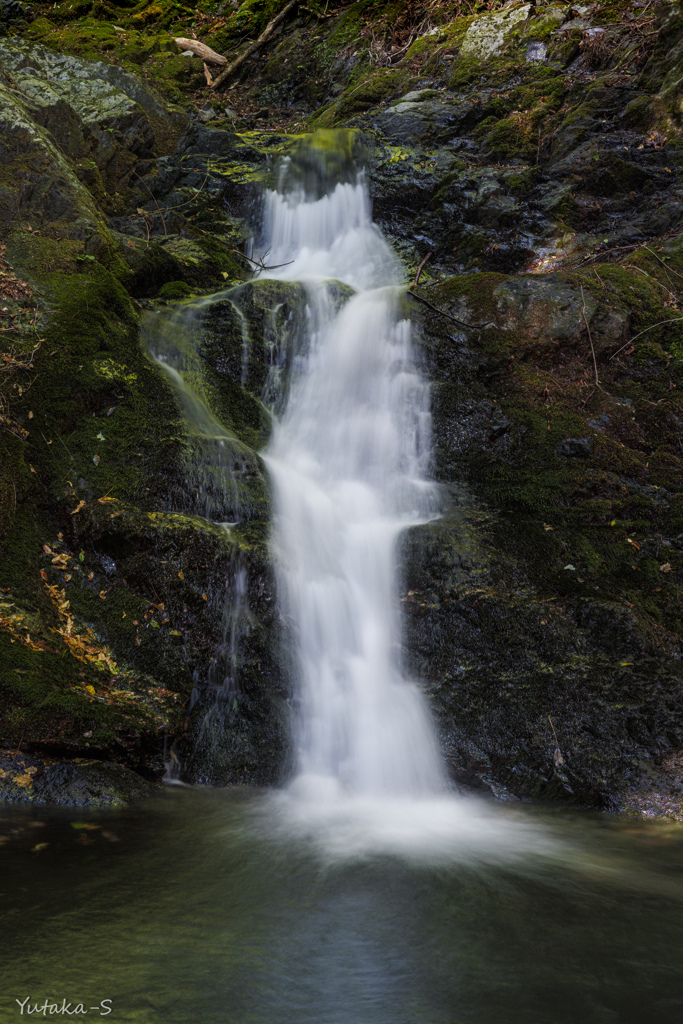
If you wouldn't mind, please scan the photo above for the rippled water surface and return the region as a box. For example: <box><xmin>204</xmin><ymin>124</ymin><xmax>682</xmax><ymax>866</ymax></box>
<box><xmin>2</xmin><ymin>789</ymin><xmax>683</xmax><ymax>1023</ymax></box>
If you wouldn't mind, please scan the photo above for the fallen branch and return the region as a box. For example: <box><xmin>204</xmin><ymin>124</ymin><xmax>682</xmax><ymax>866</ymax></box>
<box><xmin>406</xmin><ymin>288</ymin><xmax>492</xmax><ymax>330</ymax></box>
<box><xmin>174</xmin><ymin>37</ymin><xmax>227</xmax><ymax>65</ymax></box>
<box><xmin>211</xmin><ymin>0</ymin><xmax>298</xmax><ymax>91</ymax></box>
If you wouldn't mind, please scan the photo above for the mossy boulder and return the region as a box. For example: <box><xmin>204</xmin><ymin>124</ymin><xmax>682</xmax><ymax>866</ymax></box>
<box><xmin>0</xmin><ymin>750</ymin><xmax>157</xmax><ymax>806</ymax></box>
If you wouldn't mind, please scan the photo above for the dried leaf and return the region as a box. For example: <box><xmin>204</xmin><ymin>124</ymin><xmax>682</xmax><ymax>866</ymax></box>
<box><xmin>71</xmin><ymin>500</ymin><xmax>86</xmax><ymax>515</ymax></box>
<box><xmin>660</xmin><ymin>562</ymin><xmax>673</xmax><ymax>573</ymax></box>
<box><xmin>98</xmin><ymin>590</ymin><xmax>107</xmax><ymax>600</ymax></box>
<box><xmin>178</xmin><ymin>570</ymin><xmax>184</xmax><ymax>580</ymax></box>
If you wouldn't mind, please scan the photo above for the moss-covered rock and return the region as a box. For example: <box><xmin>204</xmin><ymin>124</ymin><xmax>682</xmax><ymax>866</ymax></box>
<box><xmin>0</xmin><ymin>750</ymin><xmax>157</xmax><ymax>806</ymax></box>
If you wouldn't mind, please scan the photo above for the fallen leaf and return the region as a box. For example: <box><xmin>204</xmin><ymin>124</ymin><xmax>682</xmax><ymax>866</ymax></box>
<box><xmin>627</xmin><ymin>538</ymin><xmax>640</xmax><ymax>550</ymax></box>
<box><xmin>660</xmin><ymin>562</ymin><xmax>672</xmax><ymax>573</ymax></box>
<box><xmin>178</xmin><ymin>570</ymin><xmax>184</xmax><ymax>580</ymax></box>
<box><xmin>71</xmin><ymin>822</ymin><xmax>100</xmax><ymax>830</ymax></box>
<box><xmin>563</xmin><ymin>564</ymin><xmax>576</xmax><ymax>571</ymax></box>
<box><xmin>93</xmin><ymin>455</ymin><xmax>100</xmax><ymax>466</ymax></box>
<box><xmin>31</xmin><ymin>842</ymin><xmax>49</xmax><ymax>853</ymax></box>
<box><xmin>96</xmin><ymin>432</ymin><xmax>105</xmax><ymax>441</ymax></box>
<box><xmin>202</xmin><ymin>593</ymin><xmax>208</xmax><ymax>601</ymax></box>
<box><xmin>84</xmin><ymin>684</ymin><xmax>96</xmax><ymax>695</ymax></box>
<box><xmin>98</xmin><ymin>590</ymin><xmax>107</xmax><ymax>600</ymax></box>
<box><xmin>28</xmin><ymin>411</ymin><xmax>33</xmax><ymax>419</ymax></box>
<box><xmin>71</xmin><ymin>500</ymin><xmax>86</xmax><ymax>515</ymax></box>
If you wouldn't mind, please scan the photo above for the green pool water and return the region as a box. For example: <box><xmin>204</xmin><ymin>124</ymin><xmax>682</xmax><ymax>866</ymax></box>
<box><xmin>1</xmin><ymin>788</ymin><xmax>682</xmax><ymax>1024</ymax></box>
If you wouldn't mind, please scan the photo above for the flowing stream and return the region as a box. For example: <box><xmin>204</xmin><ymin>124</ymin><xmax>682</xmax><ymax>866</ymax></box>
<box><xmin>262</xmin><ymin>159</ymin><xmax>445</xmax><ymax>801</ymax></box>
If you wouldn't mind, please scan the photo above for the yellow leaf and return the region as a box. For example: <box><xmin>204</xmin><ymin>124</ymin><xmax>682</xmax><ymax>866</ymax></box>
<box><xmin>98</xmin><ymin>590</ymin><xmax>107</xmax><ymax>600</ymax></box>
<box><xmin>660</xmin><ymin>562</ymin><xmax>672</xmax><ymax>573</ymax></box>
<box><xmin>71</xmin><ymin>500</ymin><xmax>86</xmax><ymax>515</ymax></box>
<box><xmin>178</xmin><ymin>570</ymin><xmax>184</xmax><ymax>580</ymax></box>
<box><xmin>202</xmin><ymin>593</ymin><xmax>208</xmax><ymax>601</ymax></box>
<box><xmin>84</xmin><ymin>684</ymin><xmax>96</xmax><ymax>695</ymax></box>
<box><xmin>31</xmin><ymin>842</ymin><xmax>49</xmax><ymax>853</ymax></box>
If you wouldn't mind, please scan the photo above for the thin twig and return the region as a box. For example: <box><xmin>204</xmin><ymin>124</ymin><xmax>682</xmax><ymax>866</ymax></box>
<box><xmin>414</xmin><ymin>252</ymin><xmax>432</xmax><ymax>286</ymax></box>
<box><xmin>232</xmin><ymin>249</ymin><xmax>295</xmax><ymax>271</ymax></box>
<box><xmin>133</xmin><ymin>171</ymin><xmax>168</xmax><ymax>237</ymax></box>
<box><xmin>628</xmin><ymin>263</ymin><xmax>680</xmax><ymax>305</ymax></box>
<box><xmin>641</xmin><ymin>245</ymin><xmax>683</xmax><ymax>284</ymax></box>
<box><xmin>580</xmin><ymin>285</ymin><xmax>600</xmax><ymax>388</ymax></box>
<box><xmin>609</xmin><ymin>317</ymin><xmax>683</xmax><ymax>361</ymax></box>
<box><xmin>406</xmin><ymin>288</ymin><xmax>492</xmax><ymax>330</ymax></box>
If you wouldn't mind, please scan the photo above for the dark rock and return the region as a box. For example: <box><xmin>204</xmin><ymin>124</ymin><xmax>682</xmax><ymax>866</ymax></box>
<box><xmin>556</xmin><ymin>437</ymin><xmax>593</xmax><ymax>457</ymax></box>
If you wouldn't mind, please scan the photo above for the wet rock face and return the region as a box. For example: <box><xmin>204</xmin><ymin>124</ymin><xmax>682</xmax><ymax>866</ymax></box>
<box><xmin>395</xmin><ymin>260</ymin><xmax>683</xmax><ymax>816</ymax></box>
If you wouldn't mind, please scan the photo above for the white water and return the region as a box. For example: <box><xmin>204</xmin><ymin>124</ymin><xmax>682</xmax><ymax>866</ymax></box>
<box><xmin>261</xmin><ymin>172</ymin><xmax>446</xmax><ymax>802</ymax></box>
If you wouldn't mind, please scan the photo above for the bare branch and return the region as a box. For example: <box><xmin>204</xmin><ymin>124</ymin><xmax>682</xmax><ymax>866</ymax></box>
<box><xmin>211</xmin><ymin>0</ymin><xmax>298</xmax><ymax>91</ymax></box>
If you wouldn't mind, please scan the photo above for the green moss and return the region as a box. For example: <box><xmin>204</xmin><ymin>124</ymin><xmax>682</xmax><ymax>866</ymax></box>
<box><xmin>159</xmin><ymin>280</ymin><xmax>192</xmax><ymax>299</ymax></box>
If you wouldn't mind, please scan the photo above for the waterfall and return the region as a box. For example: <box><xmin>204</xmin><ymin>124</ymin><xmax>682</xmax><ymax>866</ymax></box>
<box><xmin>261</xmin><ymin>153</ymin><xmax>447</xmax><ymax>800</ymax></box>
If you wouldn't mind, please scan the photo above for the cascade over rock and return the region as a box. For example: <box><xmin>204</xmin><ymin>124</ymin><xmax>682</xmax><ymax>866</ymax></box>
<box><xmin>0</xmin><ymin>0</ymin><xmax>682</xmax><ymax>814</ymax></box>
